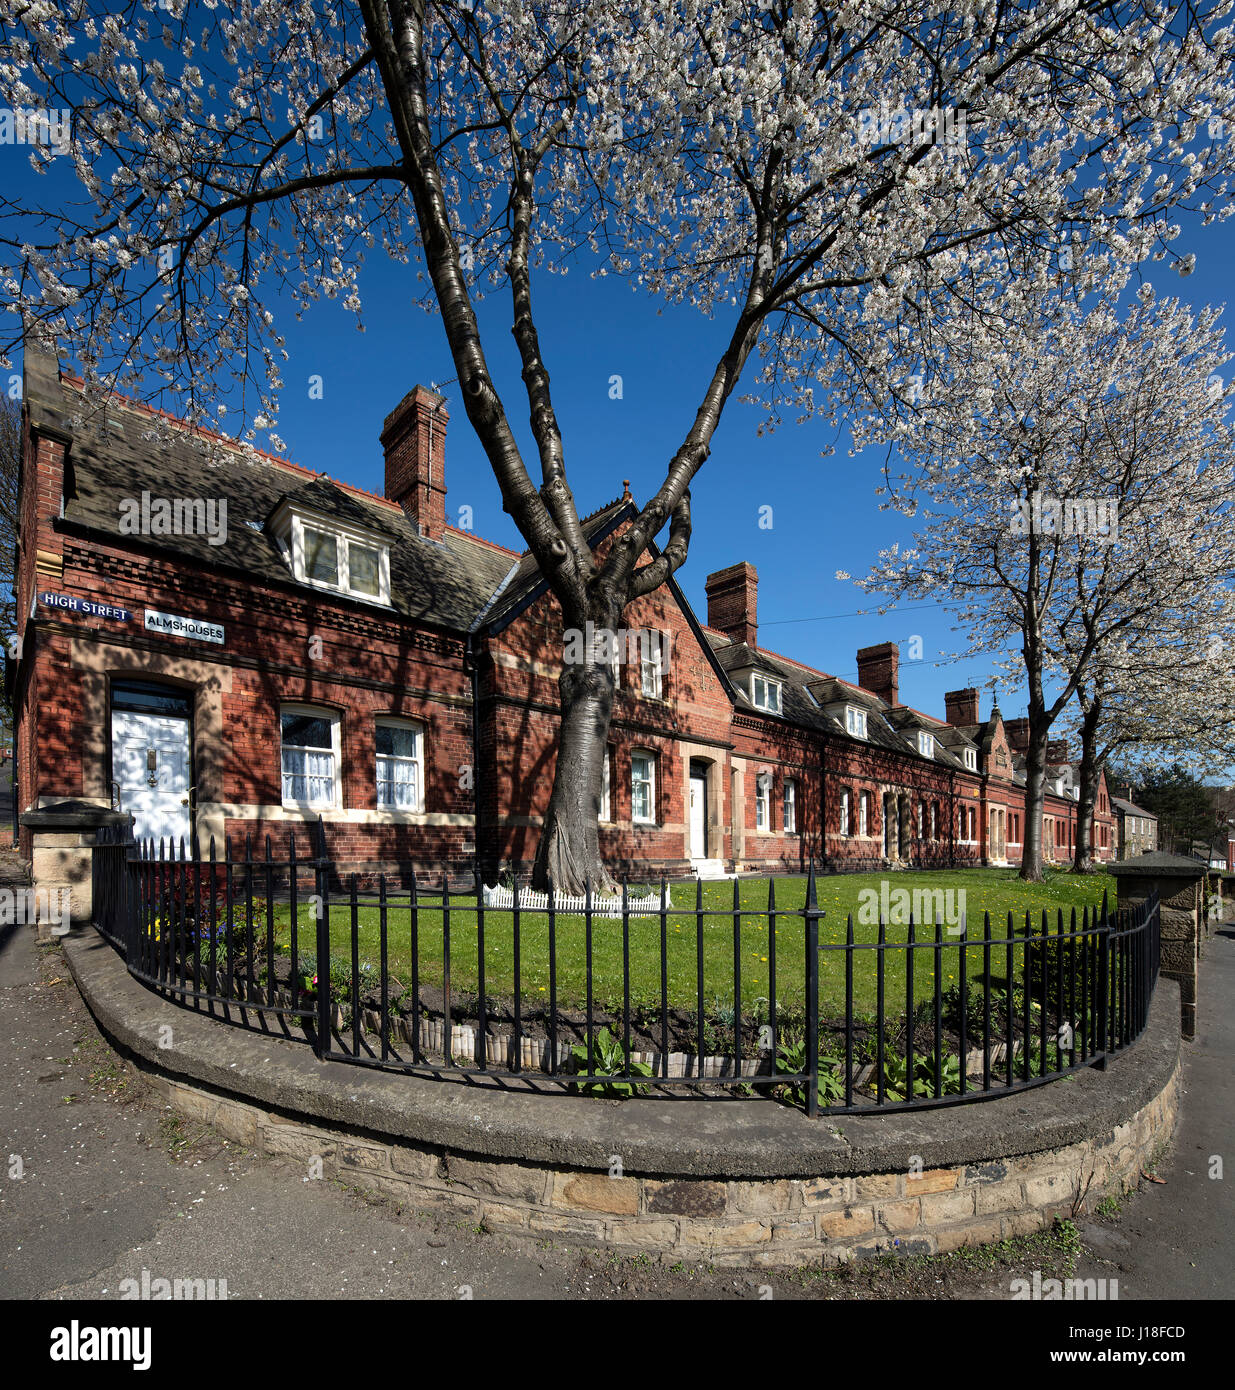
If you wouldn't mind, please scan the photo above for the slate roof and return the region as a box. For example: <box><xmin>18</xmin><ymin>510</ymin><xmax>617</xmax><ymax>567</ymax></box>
<box><xmin>26</xmin><ymin>348</ymin><xmax>516</xmax><ymax>632</ymax></box>
<box><xmin>1112</xmin><ymin>797</ymin><xmax>1158</xmax><ymax>820</ymax></box>
<box><xmin>706</xmin><ymin>632</ymin><xmax>976</xmax><ymax>771</ymax></box>
<box><xmin>478</xmin><ymin>495</ymin><xmax>635</xmax><ymax>633</ymax></box>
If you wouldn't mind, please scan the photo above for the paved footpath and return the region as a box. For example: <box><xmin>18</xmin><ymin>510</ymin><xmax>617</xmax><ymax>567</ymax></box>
<box><xmin>1067</xmin><ymin>919</ymin><xmax>1235</xmax><ymax>1300</ymax></box>
<box><xmin>2</xmin><ymin>875</ymin><xmax>1232</xmax><ymax>1302</ymax></box>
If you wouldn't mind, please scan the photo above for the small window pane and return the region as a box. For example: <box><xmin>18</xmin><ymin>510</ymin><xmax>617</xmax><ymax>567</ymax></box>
<box><xmin>305</xmin><ymin>527</ymin><xmax>339</xmax><ymax>584</ymax></box>
<box><xmin>376</xmin><ymin>723</ymin><xmax>419</xmax><ymax>758</ymax></box>
<box><xmin>281</xmin><ymin>713</ymin><xmax>332</xmax><ymax>750</ymax></box>
<box><xmin>111</xmin><ymin>680</ymin><xmax>191</xmax><ymax>717</ymax></box>
<box><xmin>377</xmin><ymin>756</ymin><xmax>419</xmax><ymax>809</ymax></box>
<box><xmin>349</xmin><ymin>542</ymin><xmax>381</xmax><ymax>597</ymax></box>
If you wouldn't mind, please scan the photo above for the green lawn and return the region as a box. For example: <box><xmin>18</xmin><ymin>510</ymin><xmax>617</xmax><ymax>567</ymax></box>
<box><xmin>259</xmin><ymin>867</ymin><xmax>1116</xmax><ymax>1017</ymax></box>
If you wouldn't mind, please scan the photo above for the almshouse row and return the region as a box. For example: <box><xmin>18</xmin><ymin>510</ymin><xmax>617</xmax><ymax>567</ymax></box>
<box><xmin>11</xmin><ymin>343</ymin><xmax>1117</xmax><ymax>891</ymax></box>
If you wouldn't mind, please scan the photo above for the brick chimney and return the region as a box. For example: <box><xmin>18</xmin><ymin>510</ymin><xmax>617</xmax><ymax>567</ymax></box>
<box><xmin>381</xmin><ymin>385</ymin><xmax>448</xmax><ymax>539</ymax></box>
<box><xmin>944</xmin><ymin>687</ymin><xmax>979</xmax><ymax>726</ymax></box>
<box><xmin>856</xmin><ymin>642</ymin><xmax>899</xmax><ymax>707</ymax></box>
<box><xmin>705</xmin><ymin>563</ymin><xmax>758</xmax><ymax>648</ymax></box>
<box><xmin>1047</xmin><ymin>738</ymin><xmax>1070</xmax><ymax>764</ymax></box>
<box><xmin>1003</xmin><ymin>717</ymin><xmax>1030</xmax><ymax>752</ymax></box>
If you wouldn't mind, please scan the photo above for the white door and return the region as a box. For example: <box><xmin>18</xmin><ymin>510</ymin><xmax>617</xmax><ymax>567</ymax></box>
<box><xmin>112</xmin><ymin>709</ymin><xmax>192</xmax><ymax>847</ymax></box>
<box><xmin>689</xmin><ymin>773</ymin><xmax>707</xmax><ymax>859</ymax></box>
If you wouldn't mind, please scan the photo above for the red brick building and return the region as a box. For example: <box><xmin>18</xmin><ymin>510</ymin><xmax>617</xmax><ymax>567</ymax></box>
<box><xmin>10</xmin><ymin>345</ymin><xmax>1115</xmax><ymax>884</ymax></box>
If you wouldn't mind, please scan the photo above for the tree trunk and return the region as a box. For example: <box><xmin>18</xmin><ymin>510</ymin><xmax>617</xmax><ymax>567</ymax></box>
<box><xmin>1020</xmin><ymin>711</ymin><xmax>1051</xmax><ymax>882</ymax></box>
<box><xmin>531</xmin><ymin>619</ymin><xmax>620</xmax><ymax>897</ymax></box>
<box><xmin>1072</xmin><ymin>696</ymin><xmax>1102</xmax><ymax>874</ymax></box>
<box><xmin>1072</xmin><ymin>777</ymin><xmax>1095</xmax><ymax>874</ymax></box>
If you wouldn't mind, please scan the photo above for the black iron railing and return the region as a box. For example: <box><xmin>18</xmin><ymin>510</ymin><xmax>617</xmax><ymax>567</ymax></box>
<box><xmin>91</xmin><ymin>823</ymin><xmax>1161</xmax><ymax>1115</ymax></box>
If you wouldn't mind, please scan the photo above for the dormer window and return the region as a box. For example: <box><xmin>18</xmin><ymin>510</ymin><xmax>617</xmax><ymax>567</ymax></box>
<box><xmin>751</xmin><ymin>674</ymin><xmax>782</xmax><ymax>714</ymax></box>
<box><xmin>845</xmin><ymin>706</ymin><xmax>867</xmax><ymax>739</ymax></box>
<box><xmin>964</xmin><ymin>747</ymin><xmax>978</xmax><ymax>772</ymax></box>
<box><xmin>296</xmin><ymin>521</ymin><xmax>388</xmax><ymax>602</ymax></box>
<box><xmin>270</xmin><ymin>500</ymin><xmax>393</xmax><ymax>606</ymax></box>
<box><xmin>917</xmin><ymin>731</ymin><xmax>935</xmax><ymax>759</ymax></box>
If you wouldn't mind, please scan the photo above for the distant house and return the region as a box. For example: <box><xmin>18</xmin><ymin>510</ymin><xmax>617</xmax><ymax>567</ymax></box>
<box><xmin>1112</xmin><ymin>795</ymin><xmax>1158</xmax><ymax>859</ymax></box>
<box><xmin>1183</xmin><ymin>830</ymin><xmax>1231</xmax><ymax>870</ymax></box>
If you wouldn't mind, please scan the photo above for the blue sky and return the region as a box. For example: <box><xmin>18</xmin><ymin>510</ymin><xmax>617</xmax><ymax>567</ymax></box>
<box><xmin>6</xmin><ymin>156</ymin><xmax>1233</xmax><ymax>735</ymax></box>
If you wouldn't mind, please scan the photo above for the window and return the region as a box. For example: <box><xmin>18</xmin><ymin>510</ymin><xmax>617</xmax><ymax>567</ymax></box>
<box><xmin>639</xmin><ymin>633</ymin><xmax>664</xmax><ymax>699</ymax></box>
<box><xmin>752</xmin><ymin>674</ymin><xmax>782</xmax><ymax>714</ymax></box>
<box><xmin>349</xmin><ymin>541</ymin><xmax>383</xmax><ymax>598</ymax></box>
<box><xmin>304</xmin><ymin>525</ymin><xmax>339</xmax><ymax>585</ymax></box>
<box><xmin>964</xmin><ymin>747</ymin><xmax>978</xmax><ymax>772</ymax></box>
<box><xmin>918</xmin><ymin>730</ymin><xmax>935</xmax><ymax>759</ymax></box>
<box><xmin>600</xmin><ymin>746</ymin><xmax>612</xmax><ymax>821</ymax></box>
<box><xmin>859</xmin><ymin>791</ymin><xmax>869</xmax><ymax>837</ymax></box>
<box><xmin>375</xmin><ymin>718</ymin><xmax>423</xmax><ymax>811</ymax></box>
<box><xmin>846</xmin><ymin>706</ymin><xmax>867</xmax><ymax>739</ymax></box>
<box><xmin>839</xmin><ymin>789</ymin><xmax>851</xmax><ymax>837</ymax></box>
<box><xmin>755</xmin><ymin>772</ymin><xmax>771</xmax><ymax>831</ymax></box>
<box><xmin>111</xmin><ymin>679</ymin><xmax>192</xmax><ymax>717</ymax></box>
<box><xmin>631</xmin><ymin>750</ymin><xmax>656</xmax><ymax>824</ymax></box>
<box><xmin>783</xmin><ymin>779</ymin><xmax>797</xmax><ymax>834</ymax></box>
<box><xmin>281</xmin><ymin>707</ymin><xmax>339</xmax><ymax>808</ymax></box>
<box><xmin>917</xmin><ymin>801</ymin><xmax>924</xmax><ymax>836</ymax></box>
<box><xmin>930</xmin><ymin>803</ymin><xmax>937</xmax><ymax>839</ymax></box>
<box><xmin>290</xmin><ymin>515</ymin><xmax>392</xmax><ymax>605</ymax></box>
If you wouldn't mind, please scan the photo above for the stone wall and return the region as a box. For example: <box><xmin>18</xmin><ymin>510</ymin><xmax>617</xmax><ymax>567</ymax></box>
<box><xmin>139</xmin><ymin>1051</ymin><xmax>1179</xmax><ymax>1270</ymax></box>
<box><xmin>1112</xmin><ymin>857</ymin><xmax>1202</xmax><ymax>1039</ymax></box>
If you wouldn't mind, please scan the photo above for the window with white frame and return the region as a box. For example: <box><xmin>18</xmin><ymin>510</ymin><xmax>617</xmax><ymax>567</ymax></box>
<box><xmin>290</xmin><ymin>514</ymin><xmax>391</xmax><ymax>605</ymax></box>
<box><xmin>280</xmin><ymin>706</ymin><xmax>340</xmax><ymax>808</ymax></box>
<box><xmin>631</xmin><ymin>750</ymin><xmax>656</xmax><ymax>824</ymax></box>
<box><xmin>639</xmin><ymin>632</ymin><xmax>664</xmax><ymax>698</ymax></box>
<box><xmin>964</xmin><ymin>747</ymin><xmax>978</xmax><ymax>772</ymax></box>
<box><xmin>783</xmin><ymin>779</ymin><xmax>797</xmax><ymax>834</ymax></box>
<box><xmin>751</xmin><ymin>674</ymin><xmax>782</xmax><ymax>714</ymax></box>
<box><xmin>859</xmin><ymin>790</ymin><xmax>869</xmax><ymax>836</ymax></box>
<box><xmin>845</xmin><ymin>706</ymin><xmax>867</xmax><ymax>739</ymax></box>
<box><xmin>756</xmin><ymin>772</ymin><xmax>771</xmax><ymax>831</ymax></box>
<box><xmin>918</xmin><ymin>730</ymin><xmax>935</xmax><ymax>759</ymax></box>
<box><xmin>600</xmin><ymin>745</ymin><xmax>612</xmax><ymax>821</ymax></box>
<box><xmin>839</xmin><ymin>789</ymin><xmax>851</xmax><ymax>836</ymax></box>
<box><xmin>930</xmin><ymin>803</ymin><xmax>938</xmax><ymax>839</ymax></box>
<box><xmin>375</xmin><ymin>718</ymin><xmax>423</xmax><ymax>811</ymax></box>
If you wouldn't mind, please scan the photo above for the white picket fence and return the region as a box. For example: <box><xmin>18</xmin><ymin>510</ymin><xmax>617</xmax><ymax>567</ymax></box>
<box><xmin>481</xmin><ymin>882</ymin><xmax>673</xmax><ymax>919</ymax></box>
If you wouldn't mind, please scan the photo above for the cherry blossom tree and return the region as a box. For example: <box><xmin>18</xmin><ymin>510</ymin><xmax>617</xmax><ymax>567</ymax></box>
<box><xmin>1060</xmin><ymin>590</ymin><xmax>1235</xmax><ymax>870</ymax></box>
<box><xmin>3</xmin><ymin>1</ymin><xmax>1235</xmax><ymax>891</ymax></box>
<box><xmin>853</xmin><ymin>289</ymin><xmax>1235</xmax><ymax>879</ymax></box>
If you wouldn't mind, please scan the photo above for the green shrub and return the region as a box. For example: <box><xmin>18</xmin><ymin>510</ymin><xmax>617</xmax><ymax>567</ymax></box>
<box><xmin>569</xmin><ymin>1027</ymin><xmax>652</xmax><ymax>1098</ymax></box>
<box><xmin>881</xmin><ymin>1048</ymin><xmax>963</xmax><ymax>1100</ymax></box>
<box><xmin>775</xmin><ymin>1032</ymin><xmax>845</xmax><ymax>1108</ymax></box>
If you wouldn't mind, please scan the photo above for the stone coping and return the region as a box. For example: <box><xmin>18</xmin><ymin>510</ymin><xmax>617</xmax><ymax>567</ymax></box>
<box><xmin>62</xmin><ymin>928</ymin><xmax>1181</xmax><ymax>1180</ymax></box>
<box><xmin>1110</xmin><ymin>853</ymin><xmax>1207</xmax><ymax>879</ymax></box>
<box><xmin>21</xmin><ymin>800</ymin><xmax>130</xmax><ymax>831</ymax></box>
